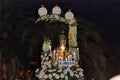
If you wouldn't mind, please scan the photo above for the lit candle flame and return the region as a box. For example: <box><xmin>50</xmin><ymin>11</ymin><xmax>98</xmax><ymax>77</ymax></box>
<box><xmin>60</xmin><ymin>44</ymin><xmax>65</xmax><ymax>52</ymax></box>
<box><xmin>66</xmin><ymin>58</ymin><xmax>68</xmax><ymax>61</ymax></box>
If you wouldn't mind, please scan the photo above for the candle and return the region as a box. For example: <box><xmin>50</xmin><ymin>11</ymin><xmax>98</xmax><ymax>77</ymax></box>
<box><xmin>70</xmin><ymin>55</ymin><xmax>72</xmax><ymax>61</ymax></box>
<box><xmin>49</xmin><ymin>46</ymin><xmax>51</xmax><ymax>52</ymax></box>
<box><xmin>60</xmin><ymin>44</ymin><xmax>65</xmax><ymax>52</ymax></box>
<box><xmin>68</xmin><ymin>56</ymin><xmax>70</xmax><ymax>61</ymax></box>
<box><xmin>74</xmin><ymin>52</ymin><xmax>76</xmax><ymax>61</ymax></box>
<box><xmin>77</xmin><ymin>48</ymin><xmax>79</xmax><ymax>60</ymax></box>
<box><xmin>56</xmin><ymin>53</ymin><xmax>58</xmax><ymax>61</ymax></box>
<box><xmin>61</xmin><ymin>57</ymin><xmax>63</xmax><ymax>61</ymax></box>
<box><xmin>65</xmin><ymin>58</ymin><xmax>68</xmax><ymax>61</ymax></box>
<box><xmin>53</xmin><ymin>50</ymin><xmax>56</xmax><ymax>61</ymax></box>
<box><xmin>59</xmin><ymin>56</ymin><xmax>61</xmax><ymax>61</ymax></box>
<box><xmin>58</xmin><ymin>56</ymin><xmax>60</xmax><ymax>67</ymax></box>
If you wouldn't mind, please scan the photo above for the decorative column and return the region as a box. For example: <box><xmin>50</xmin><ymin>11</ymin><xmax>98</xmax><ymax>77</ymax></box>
<box><xmin>65</xmin><ymin>9</ymin><xmax>78</xmax><ymax>47</ymax></box>
<box><xmin>65</xmin><ymin>10</ymin><xmax>79</xmax><ymax>65</ymax></box>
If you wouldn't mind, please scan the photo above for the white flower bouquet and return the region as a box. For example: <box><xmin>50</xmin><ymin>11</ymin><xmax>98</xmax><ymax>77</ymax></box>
<box><xmin>35</xmin><ymin>64</ymin><xmax>84</xmax><ymax>80</ymax></box>
<box><xmin>35</xmin><ymin>46</ymin><xmax>84</xmax><ymax>80</ymax></box>
<box><xmin>42</xmin><ymin>38</ymin><xmax>51</xmax><ymax>52</ymax></box>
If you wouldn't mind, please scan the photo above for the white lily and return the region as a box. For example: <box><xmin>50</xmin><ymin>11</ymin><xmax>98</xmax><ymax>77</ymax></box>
<box><xmin>57</xmin><ymin>69</ymin><xmax>62</xmax><ymax>72</ymax></box>
<box><xmin>63</xmin><ymin>70</ymin><xmax>67</xmax><ymax>74</ymax></box>
<box><xmin>41</xmin><ymin>55</ymin><xmax>43</xmax><ymax>58</ymax></box>
<box><xmin>52</xmin><ymin>73</ymin><xmax>56</xmax><ymax>76</ymax></box>
<box><xmin>66</xmin><ymin>67</ymin><xmax>70</xmax><ymax>71</ymax></box>
<box><xmin>43</xmin><ymin>74</ymin><xmax>48</xmax><ymax>78</ymax></box>
<box><xmin>70</xmin><ymin>70</ymin><xmax>74</xmax><ymax>77</ymax></box>
<box><xmin>60</xmin><ymin>73</ymin><xmax>65</xmax><ymax>78</ymax></box>
<box><xmin>53</xmin><ymin>62</ymin><xmax>57</xmax><ymax>66</ymax></box>
<box><xmin>48</xmin><ymin>74</ymin><xmax>52</xmax><ymax>79</ymax></box>
<box><xmin>42</xmin><ymin>57</ymin><xmax>46</xmax><ymax>63</ymax></box>
<box><xmin>55</xmin><ymin>74</ymin><xmax>60</xmax><ymax>79</ymax></box>
<box><xmin>65</xmin><ymin>75</ymin><xmax>68</xmax><ymax>80</ymax></box>
<box><xmin>48</xmin><ymin>63</ymin><xmax>51</xmax><ymax>68</ymax></box>
<box><xmin>41</xmin><ymin>65</ymin><xmax>47</xmax><ymax>69</ymax></box>
<box><xmin>35</xmin><ymin>68</ymin><xmax>39</xmax><ymax>73</ymax></box>
<box><xmin>44</xmin><ymin>61</ymin><xmax>50</xmax><ymax>65</ymax></box>
<box><xmin>52</xmin><ymin>69</ymin><xmax>56</xmax><ymax>72</ymax></box>
<box><xmin>75</xmin><ymin>74</ymin><xmax>79</xmax><ymax>78</ymax></box>
<box><xmin>46</xmin><ymin>57</ymin><xmax>49</xmax><ymax>60</ymax></box>
<box><xmin>44</xmin><ymin>53</ymin><xmax>47</xmax><ymax>57</ymax></box>
<box><xmin>39</xmin><ymin>71</ymin><xmax>45</xmax><ymax>78</ymax></box>
<box><xmin>76</xmin><ymin>68</ymin><xmax>83</xmax><ymax>71</ymax></box>
<box><xmin>48</xmin><ymin>69</ymin><xmax>53</xmax><ymax>72</ymax></box>
<box><xmin>79</xmin><ymin>72</ymin><xmax>84</xmax><ymax>76</ymax></box>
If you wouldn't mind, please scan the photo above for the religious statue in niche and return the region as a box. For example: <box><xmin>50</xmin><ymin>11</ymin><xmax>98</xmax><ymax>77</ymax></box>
<box><xmin>52</xmin><ymin>31</ymin><xmax>73</xmax><ymax>64</ymax></box>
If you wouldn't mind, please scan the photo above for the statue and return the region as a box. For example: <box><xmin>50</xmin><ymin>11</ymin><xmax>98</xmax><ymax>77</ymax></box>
<box><xmin>52</xmin><ymin>31</ymin><xmax>71</xmax><ymax>62</ymax></box>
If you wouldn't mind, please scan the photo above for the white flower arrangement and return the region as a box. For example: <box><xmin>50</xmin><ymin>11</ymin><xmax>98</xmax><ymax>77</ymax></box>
<box><xmin>35</xmin><ymin>5</ymin><xmax>84</xmax><ymax>80</ymax></box>
<box><xmin>36</xmin><ymin>41</ymin><xmax>84</xmax><ymax>80</ymax></box>
<box><xmin>42</xmin><ymin>38</ymin><xmax>51</xmax><ymax>52</ymax></box>
<box><xmin>35</xmin><ymin>64</ymin><xmax>84</xmax><ymax>80</ymax></box>
<box><xmin>35</xmin><ymin>46</ymin><xmax>84</xmax><ymax>80</ymax></box>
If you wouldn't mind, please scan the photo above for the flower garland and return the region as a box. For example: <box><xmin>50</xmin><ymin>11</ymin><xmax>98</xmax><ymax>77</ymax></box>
<box><xmin>36</xmin><ymin>14</ymin><xmax>77</xmax><ymax>26</ymax></box>
<box><xmin>42</xmin><ymin>37</ymin><xmax>51</xmax><ymax>52</ymax></box>
<box><xmin>35</xmin><ymin>5</ymin><xmax>78</xmax><ymax>47</ymax></box>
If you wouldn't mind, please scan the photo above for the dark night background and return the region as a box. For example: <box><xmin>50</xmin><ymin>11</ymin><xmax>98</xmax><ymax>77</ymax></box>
<box><xmin>0</xmin><ymin>0</ymin><xmax>120</xmax><ymax>79</ymax></box>
<box><xmin>17</xmin><ymin>0</ymin><xmax>120</xmax><ymax>51</ymax></box>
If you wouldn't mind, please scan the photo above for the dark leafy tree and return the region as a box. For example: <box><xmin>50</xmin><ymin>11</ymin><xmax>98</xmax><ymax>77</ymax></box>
<box><xmin>0</xmin><ymin>0</ymin><xmax>38</xmax><ymax>76</ymax></box>
<box><xmin>76</xmin><ymin>17</ymin><xmax>107</xmax><ymax>80</ymax></box>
